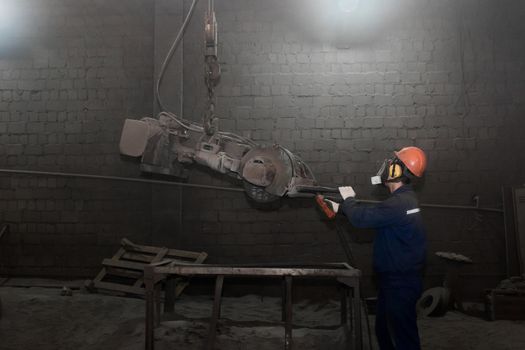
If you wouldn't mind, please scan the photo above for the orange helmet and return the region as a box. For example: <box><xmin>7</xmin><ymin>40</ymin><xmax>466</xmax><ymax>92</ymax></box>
<box><xmin>394</xmin><ymin>147</ymin><xmax>427</xmax><ymax>177</ymax></box>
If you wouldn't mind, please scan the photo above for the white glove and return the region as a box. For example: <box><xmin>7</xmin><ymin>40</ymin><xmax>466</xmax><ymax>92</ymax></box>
<box><xmin>325</xmin><ymin>199</ymin><xmax>340</xmax><ymax>214</ymax></box>
<box><xmin>338</xmin><ymin>186</ymin><xmax>356</xmax><ymax>200</ymax></box>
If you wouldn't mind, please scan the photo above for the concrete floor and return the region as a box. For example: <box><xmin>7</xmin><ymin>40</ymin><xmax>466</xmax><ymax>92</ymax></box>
<box><xmin>1</xmin><ymin>285</ymin><xmax>525</xmax><ymax>350</ymax></box>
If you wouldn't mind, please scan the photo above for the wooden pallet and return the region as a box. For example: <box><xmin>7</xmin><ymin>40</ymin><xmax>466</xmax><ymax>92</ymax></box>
<box><xmin>86</xmin><ymin>238</ymin><xmax>207</xmax><ymax>298</ymax></box>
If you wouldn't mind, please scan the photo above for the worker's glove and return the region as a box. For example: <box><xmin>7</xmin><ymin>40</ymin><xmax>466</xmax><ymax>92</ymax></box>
<box><xmin>325</xmin><ymin>199</ymin><xmax>340</xmax><ymax>214</ymax></box>
<box><xmin>338</xmin><ymin>186</ymin><xmax>356</xmax><ymax>200</ymax></box>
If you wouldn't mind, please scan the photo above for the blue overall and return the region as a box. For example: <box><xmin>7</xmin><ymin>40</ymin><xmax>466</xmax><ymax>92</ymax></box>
<box><xmin>340</xmin><ymin>185</ymin><xmax>426</xmax><ymax>350</ymax></box>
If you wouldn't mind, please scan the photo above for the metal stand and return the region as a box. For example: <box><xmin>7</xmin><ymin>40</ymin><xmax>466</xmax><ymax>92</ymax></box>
<box><xmin>144</xmin><ymin>263</ymin><xmax>362</xmax><ymax>350</ymax></box>
<box><xmin>205</xmin><ymin>275</ymin><xmax>224</xmax><ymax>350</ymax></box>
<box><xmin>338</xmin><ymin>277</ymin><xmax>363</xmax><ymax>350</ymax></box>
<box><xmin>284</xmin><ymin>276</ymin><xmax>293</xmax><ymax>349</ymax></box>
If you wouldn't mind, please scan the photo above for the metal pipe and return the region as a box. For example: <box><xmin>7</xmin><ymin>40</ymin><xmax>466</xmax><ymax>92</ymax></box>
<box><xmin>355</xmin><ymin>199</ymin><xmax>503</xmax><ymax>213</ymax></box>
<box><xmin>0</xmin><ymin>168</ymin><xmax>245</xmax><ymax>193</ymax></box>
<box><xmin>296</xmin><ymin>185</ymin><xmax>503</xmax><ymax>212</ymax></box>
<box><xmin>302</xmin><ymin>193</ymin><xmax>503</xmax><ymax>213</ymax></box>
<box><xmin>0</xmin><ymin>168</ymin><xmax>505</xmax><ymax>212</ymax></box>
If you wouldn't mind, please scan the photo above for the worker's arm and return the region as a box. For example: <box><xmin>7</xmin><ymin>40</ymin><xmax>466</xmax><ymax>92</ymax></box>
<box><xmin>340</xmin><ymin>196</ymin><xmax>405</xmax><ymax>229</ymax></box>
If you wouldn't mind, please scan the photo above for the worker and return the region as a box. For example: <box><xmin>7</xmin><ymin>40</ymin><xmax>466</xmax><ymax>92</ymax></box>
<box><xmin>325</xmin><ymin>146</ymin><xmax>427</xmax><ymax>350</ymax></box>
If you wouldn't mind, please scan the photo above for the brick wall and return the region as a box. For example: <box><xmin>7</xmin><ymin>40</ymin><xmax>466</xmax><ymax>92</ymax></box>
<box><xmin>158</xmin><ymin>0</ymin><xmax>525</xmax><ymax>298</ymax></box>
<box><xmin>0</xmin><ymin>0</ymin><xmax>524</xmax><ymax>299</ymax></box>
<box><xmin>0</xmin><ymin>0</ymin><xmax>154</xmax><ymax>277</ymax></box>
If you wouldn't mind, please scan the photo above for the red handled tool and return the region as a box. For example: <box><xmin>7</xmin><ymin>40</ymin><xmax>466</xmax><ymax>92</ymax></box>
<box><xmin>315</xmin><ymin>194</ymin><xmax>337</xmax><ymax>220</ymax></box>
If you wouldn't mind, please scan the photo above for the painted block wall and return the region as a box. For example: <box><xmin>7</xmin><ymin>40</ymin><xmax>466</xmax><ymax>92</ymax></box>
<box><xmin>0</xmin><ymin>0</ymin><xmax>524</xmax><ymax>299</ymax></box>
<box><xmin>0</xmin><ymin>0</ymin><xmax>155</xmax><ymax>276</ymax></box>
<box><xmin>158</xmin><ymin>0</ymin><xmax>525</xmax><ymax>297</ymax></box>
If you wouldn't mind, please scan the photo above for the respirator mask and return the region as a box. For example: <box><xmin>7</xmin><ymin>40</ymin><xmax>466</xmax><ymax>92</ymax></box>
<box><xmin>370</xmin><ymin>157</ymin><xmax>404</xmax><ymax>185</ymax></box>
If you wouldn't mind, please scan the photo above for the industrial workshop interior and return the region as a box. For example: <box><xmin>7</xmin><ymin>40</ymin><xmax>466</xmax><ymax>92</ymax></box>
<box><xmin>1</xmin><ymin>0</ymin><xmax>525</xmax><ymax>349</ymax></box>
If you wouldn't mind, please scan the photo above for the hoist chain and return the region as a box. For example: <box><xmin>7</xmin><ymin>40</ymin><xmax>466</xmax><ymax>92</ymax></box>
<box><xmin>203</xmin><ymin>2</ymin><xmax>220</xmax><ymax>136</ymax></box>
<box><xmin>204</xmin><ymin>56</ymin><xmax>219</xmax><ymax>135</ymax></box>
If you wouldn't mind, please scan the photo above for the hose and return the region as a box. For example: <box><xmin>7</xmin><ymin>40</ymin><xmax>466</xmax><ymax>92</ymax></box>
<box><xmin>334</xmin><ymin>218</ymin><xmax>373</xmax><ymax>349</ymax></box>
<box><xmin>156</xmin><ymin>0</ymin><xmax>200</xmax><ymax>113</ymax></box>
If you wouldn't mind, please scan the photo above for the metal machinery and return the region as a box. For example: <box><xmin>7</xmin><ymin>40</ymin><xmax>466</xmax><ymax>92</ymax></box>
<box><xmin>119</xmin><ymin>114</ymin><xmax>319</xmax><ymax>203</ymax></box>
<box><xmin>119</xmin><ymin>0</ymin><xmax>325</xmax><ymax>203</ymax></box>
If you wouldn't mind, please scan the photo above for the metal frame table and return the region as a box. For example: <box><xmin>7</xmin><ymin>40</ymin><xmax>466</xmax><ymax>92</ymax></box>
<box><xmin>144</xmin><ymin>262</ymin><xmax>362</xmax><ymax>350</ymax></box>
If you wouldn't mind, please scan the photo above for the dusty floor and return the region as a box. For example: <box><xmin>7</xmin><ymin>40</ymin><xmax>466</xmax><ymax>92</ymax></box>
<box><xmin>1</xmin><ymin>285</ymin><xmax>525</xmax><ymax>350</ymax></box>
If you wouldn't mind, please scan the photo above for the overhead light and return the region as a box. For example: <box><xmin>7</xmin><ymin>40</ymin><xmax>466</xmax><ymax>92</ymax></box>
<box><xmin>0</xmin><ymin>1</ymin><xmax>16</xmax><ymax>31</ymax></box>
<box><xmin>338</xmin><ymin>0</ymin><xmax>360</xmax><ymax>13</ymax></box>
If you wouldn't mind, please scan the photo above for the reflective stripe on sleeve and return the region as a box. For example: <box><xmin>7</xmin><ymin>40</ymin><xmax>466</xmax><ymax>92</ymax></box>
<box><xmin>406</xmin><ymin>208</ymin><xmax>420</xmax><ymax>215</ymax></box>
